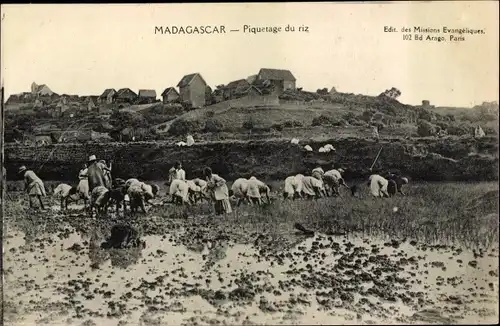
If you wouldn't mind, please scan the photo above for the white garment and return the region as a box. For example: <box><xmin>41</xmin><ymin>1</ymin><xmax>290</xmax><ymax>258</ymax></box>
<box><xmin>304</xmin><ymin>145</ymin><xmax>313</xmax><ymax>152</ymax></box>
<box><xmin>312</xmin><ymin>167</ymin><xmax>325</xmax><ymax>175</ymax></box>
<box><xmin>172</xmin><ymin>169</ymin><xmax>186</xmax><ymax>181</ymax></box>
<box><xmin>369</xmin><ymin>174</ymin><xmax>389</xmax><ymax>197</ymax></box>
<box><xmin>53</xmin><ymin>184</ymin><xmax>72</xmax><ymax>198</ymax></box>
<box><xmin>186</xmin><ymin>135</ymin><xmax>195</xmax><ymax>146</ymax></box>
<box><xmin>291</xmin><ymin>138</ymin><xmax>299</xmax><ymax>145</ymax></box>
<box><xmin>231</xmin><ymin>178</ymin><xmax>249</xmax><ymax>198</ymax></box>
<box><xmin>324</xmin><ymin>169</ymin><xmax>342</xmax><ymax>181</ymax></box>
<box><xmin>324</xmin><ymin>144</ymin><xmax>335</xmax><ymax>151</ymax></box>
<box><xmin>284</xmin><ymin>176</ymin><xmax>303</xmax><ymax>196</ymax></box>
<box><xmin>125</xmin><ymin>178</ymin><xmax>141</xmax><ymax>192</ymax></box>
<box><xmin>301</xmin><ymin>176</ymin><xmax>323</xmax><ymax>196</ymax></box>
<box><xmin>169</xmin><ymin>179</ymin><xmax>189</xmax><ymax>202</ymax></box>
<box><xmin>186</xmin><ymin>180</ymin><xmax>201</xmax><ymax>192</ymax></box>
<box><xmin>247</xmin><ymin>177</ymin><xmax>267</xmax><ymax>198</ymax></box>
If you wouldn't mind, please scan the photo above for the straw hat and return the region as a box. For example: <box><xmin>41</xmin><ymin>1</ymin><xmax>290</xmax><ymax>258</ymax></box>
<box><xmin>88</xmin><ymin>155</ymin><xmax>97</xmax><ymax>162</ymax></box>
<box><xmin>402</xmin><ymin>177</ymin><xmax>409</xmax><ymax>184</ymax></box>
<box><xmin>18</xmin><ymin>166</ymin><xmax>27</xmax><ymax>174</ymax></box>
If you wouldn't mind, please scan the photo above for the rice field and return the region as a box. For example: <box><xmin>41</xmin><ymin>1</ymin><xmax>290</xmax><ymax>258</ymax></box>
<box><xmin>2</xmin><ymin>180</ymin><xmax>499</xmax><ymax>325</ymax></box>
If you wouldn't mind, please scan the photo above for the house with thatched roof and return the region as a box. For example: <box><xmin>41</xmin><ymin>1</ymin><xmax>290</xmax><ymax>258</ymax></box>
<box><xmin>138</xmin><ymin>89</ymin><xmax>157</xmax><ymax>104</ymax></box>
<box><xmin>255</xmin><ymin>68</ymin><xmax>296</xmax><ymax>94</ymax></box>
<box><xmin>161</xmin><ymin>87</ymin><xmax>180</xmax><ymax>103</ymax></box>
<box><xmin>177</xmin><ymin>73</ymin><xmax>208</xmax><ymax>108</ymax></box>
<box><xmin>224</xmin><ymin>79</ymin><xmax>251</xmax><ymax>100</ymax></box>
<box><xmin>99</xmin><ymin>88</ymin><xmax>117</xmax><ymax>104</ymax></box>
<box><xmin>31</xmin><ymin>82</ymin><xmax>54</xmax><ymax>96</ymax></box>
<box><xmin>116</xmin><ymin>88</ymin><xmax>138</xmax><ymax>104</ymax></box>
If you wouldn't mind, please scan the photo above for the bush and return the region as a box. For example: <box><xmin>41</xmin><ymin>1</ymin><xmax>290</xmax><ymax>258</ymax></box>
<box><xmin>434</xmin><ymin>121</ymin><xmax>450</xmax><ymax>130</ymax></box>
<box><xmin>418</xmin><ymin>109</ymin><xmax>434</xmax><ymax>122</ymax></box>
<box><xmin>311</xmin><ymin>115</ymin><xmax>332</xmax><ymax>126</ymax></box>
<box><xmin>417</xmin><ymin>119</ymin><xmax>437</xmax><ymax>137</ymax></box>
<box><xmin>446</xmin><ymin>123</ymin><xmax>471</xmax><ymax>136</ymax></box>
<box><xmin>359</xmin><ymin>110</ymin><xmax>374</xmax><ymax>123</ymax></box>
<box><xmin>271</xmin><ymin>123</ymin><xmax>284</xmax><ymax>131</ymax></box>
<box><xmin>242</xmin><ymin>118</ymin><xmax>255</xmax><ymax>131</ymax></box>
<box><xmin>204</xmin><ymin>119</ymin><xmax>224</xmax><ymax>132</ymax></box>
<box><xmin>312</xmin><ymin>115</ymin><xmax>346</xmax><ymax>127</ymax></box>
<box><xmin>168</xmin><ymin>118</ymin><xmax>203</xmax><ymax>136</ymax></box>
<box><xmin>283</xmin><ymin>120</ymin><xmax>303</xmax><ymax>128</ymax></box>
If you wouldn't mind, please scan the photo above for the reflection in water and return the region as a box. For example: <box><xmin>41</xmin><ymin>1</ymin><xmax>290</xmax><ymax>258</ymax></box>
<box><xmin>2</xmin><ymin>219</ymin><xmax>499</xmax><ymax>326</ymax></box>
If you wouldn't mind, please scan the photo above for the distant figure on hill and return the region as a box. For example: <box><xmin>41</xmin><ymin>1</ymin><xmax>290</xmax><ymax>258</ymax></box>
<box><xmin>372</xmin><ymin>125</ymin><xmax>380</xmax><ymax>141</ymax></box>
<box><xmin>18</xmin><ymin>165</ymin><xmax>47</xmax><ymax>211</ymax></box>
<box><xmin>186</xmin><ymin>135</ymin><xmax>195</xmax><ymax>146</ymax></box>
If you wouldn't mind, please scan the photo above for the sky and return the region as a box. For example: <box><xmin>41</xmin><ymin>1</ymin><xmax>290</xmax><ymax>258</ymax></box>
<box><xmin>1</xmin><ymin>2</ymin><xmax>498</xmax><ymax>108</ymax></box>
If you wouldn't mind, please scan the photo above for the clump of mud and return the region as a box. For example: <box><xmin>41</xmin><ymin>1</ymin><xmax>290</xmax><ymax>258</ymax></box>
<box><xmin>100</xmin><ymin>224</ymin><xmax>145</xmax><ymax>250</ymax></box>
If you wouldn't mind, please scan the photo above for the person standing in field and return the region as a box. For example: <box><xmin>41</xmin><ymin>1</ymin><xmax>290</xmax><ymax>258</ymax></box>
<box><xmin>97</xmin><ymin>159</ymin><xmax>112</xmax><ymax>189</ymax></box>
<box><xmin>18</xmin><ymin>165</ymin><xmax>47</xmax><ymax>211</ymax></box>
<box><xmin>77</xmin><ymin>163</ymin><xmax>90</xmax><ymax>205</ymax></box>
<box><xmin>204</xmin><ymin>167</ymin><xmax>232</xmax><ymax>215</ymax></box>
<box><xmin>87</xmin><ymin>155</ymin><xmax>107</xmax><ymax>193</ymax></box>
<box><xmin>168</xmin><ymin>161</ymin><xmax>186</xmax><ymax>184</ymax></box>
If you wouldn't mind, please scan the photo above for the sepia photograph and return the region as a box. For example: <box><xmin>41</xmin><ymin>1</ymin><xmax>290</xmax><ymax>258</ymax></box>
<box><xmin>1</xmin><ymin>2</ymin><xmax>499</xmax><ymax>325</ymax></box>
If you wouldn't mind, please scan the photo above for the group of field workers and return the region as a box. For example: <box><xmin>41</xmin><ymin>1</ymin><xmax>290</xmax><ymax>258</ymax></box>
<box><xmin>11</xmin><ymin>154</ymin><xmax>409</xmax><ymax>216</ymax></box>
<box><xmin>282</xmin><ymin>166</ymin><xmax>409</xmax><ymax>201</ymax></box>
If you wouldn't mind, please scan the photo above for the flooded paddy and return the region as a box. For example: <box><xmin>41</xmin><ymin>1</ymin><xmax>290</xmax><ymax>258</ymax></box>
<box><xmin>2</xmin><ymin>182</ymin><xmax>499</xmax><ymax>325</ymax></box>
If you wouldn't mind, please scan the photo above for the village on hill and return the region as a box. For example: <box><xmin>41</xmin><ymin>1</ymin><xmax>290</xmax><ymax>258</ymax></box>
<box><xmin>4</xmin><ymin>68</ymin><xmax>499</xmax><ymax>145</ymax></box>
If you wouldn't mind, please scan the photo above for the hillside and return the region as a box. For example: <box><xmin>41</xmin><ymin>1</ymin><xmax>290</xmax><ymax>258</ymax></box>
<box><xmin>4</xmin><ymin>89</ymin><xmax>498</xmax><ymax>144</ymax></box>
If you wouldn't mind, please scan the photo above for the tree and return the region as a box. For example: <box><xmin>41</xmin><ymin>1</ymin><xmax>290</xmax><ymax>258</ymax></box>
<box><xmin>316</xmin><ymin>88</ymin><xmax>329</xmax><ymax>95</ymax></box>
<box><xmin>417</xmin><ymin>119</ymin><xmax>437</xmax><ymax>137</ymax></box>
<box><xmin>380</xmin><ymin>87</ymin><xmax>401</xmax><ymax>99</ymax></box>
<box><xmin>359</xmin><ymin>110</ymin><xmax>374</xmax><ymax>123</ymax></box>
<box><xmin>110</xmin><ymin>110</ymin><xmax>148</xmax><ymax>129</ymax></box>
<box><xmin>205</xmin><ymin>86</ymin><xmax>214</xmax><ymax>106</ymax></box>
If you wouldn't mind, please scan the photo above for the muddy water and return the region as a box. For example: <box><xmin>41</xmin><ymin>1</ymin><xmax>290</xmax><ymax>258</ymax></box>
<box><xmin>3</xmin><ymin>215</ymin><xmax>498</xmax><ymax>326</ymax></box>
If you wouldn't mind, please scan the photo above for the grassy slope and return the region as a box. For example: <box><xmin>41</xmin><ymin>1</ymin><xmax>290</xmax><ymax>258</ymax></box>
<box><xmin>155</xmin><ymin>101</ymin><xmax>363</xmax><ymax>134</ymax></box>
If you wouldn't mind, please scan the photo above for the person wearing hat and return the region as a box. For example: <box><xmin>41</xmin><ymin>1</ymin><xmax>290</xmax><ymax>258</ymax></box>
<box><xmin>86</xmin><ymin>155</ymin><xmax>107</xmax><ymax>194</ymax></box>
<box><xmin>18</xmin><ymin>165</ymin><xmax>47</xmax><ymax>210</ymax></box>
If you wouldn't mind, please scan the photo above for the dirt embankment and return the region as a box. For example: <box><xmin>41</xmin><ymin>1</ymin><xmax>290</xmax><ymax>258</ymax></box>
<box><xmin>3</xmin><ymin>136</ymin><xmax>498</xmax><ymax>182</ymax></box>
